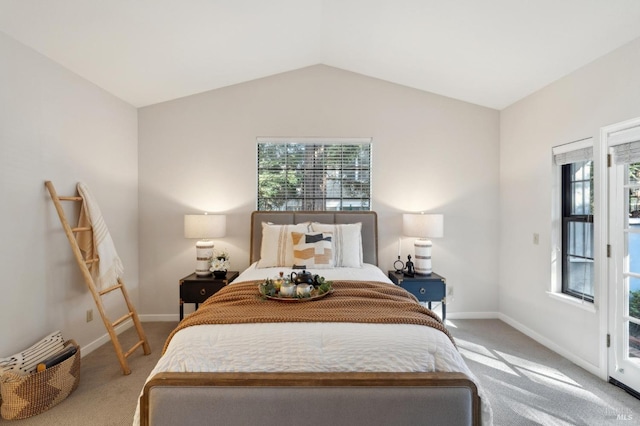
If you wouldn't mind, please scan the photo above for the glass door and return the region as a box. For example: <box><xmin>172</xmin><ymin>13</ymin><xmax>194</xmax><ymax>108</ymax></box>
<box><xmin>609</xmin><ymin>156</ymin><xmax>640</xmax><ymax>394</ymax></box>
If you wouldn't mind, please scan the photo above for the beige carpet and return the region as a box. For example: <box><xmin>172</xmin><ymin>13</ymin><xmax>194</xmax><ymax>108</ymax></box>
<box><xmin>449</xmin><ymin>320</ymin><xmax>640</xmax><ymax>425</ymax></box>
<box><xmin>1</xmin><ymin>320</ymin><xmax>638</xmax><ymax>425</ymax></box>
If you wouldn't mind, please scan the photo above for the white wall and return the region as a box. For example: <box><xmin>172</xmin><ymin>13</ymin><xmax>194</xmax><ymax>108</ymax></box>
<box><xmin>499</xmin><ymin>37</ymin><xmax>640</xmax><ymax>373</ymax></box>
<box><xmin>138</xmin><ymin>65</ymin><xmax>500</xmax><ymax>319</ymax></box>
<box><xmin>0</xmin><ymin>32</ymin><xmax>138</xmax><ymax>356</ymax></box>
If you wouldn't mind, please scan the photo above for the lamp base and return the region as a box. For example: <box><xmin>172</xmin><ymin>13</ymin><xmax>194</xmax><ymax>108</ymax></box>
<box><xmin>195</xmin><ymin>240</ymin><xmax>214</xmax><ymax>276</ymax></box>
<box><xmin>414</xmin><ymin>239</ymin><xmax>432</xmax><ymax>275</ymax></box>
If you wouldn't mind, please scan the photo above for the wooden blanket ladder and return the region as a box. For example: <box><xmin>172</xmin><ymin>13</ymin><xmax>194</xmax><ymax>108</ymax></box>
<box><xmin>45</xmin><ymin>181</ymin><xmax>151</xmax><ymax>375</ymax></box>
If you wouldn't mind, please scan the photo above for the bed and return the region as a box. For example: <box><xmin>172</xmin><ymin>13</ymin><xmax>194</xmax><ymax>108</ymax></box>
<box><xmin>135</xmin><ymin>211</ymin><xmax>492</xmax><ymax>426</ymax></box>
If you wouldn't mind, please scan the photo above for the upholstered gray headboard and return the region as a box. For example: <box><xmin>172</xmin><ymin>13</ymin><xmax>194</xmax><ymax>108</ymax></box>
<box><xmin>250</xmin><ymin>211</ymin><xmax>378</xmax><ymax>266</ymax></box>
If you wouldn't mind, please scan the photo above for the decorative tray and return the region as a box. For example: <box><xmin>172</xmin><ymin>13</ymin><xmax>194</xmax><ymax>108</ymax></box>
<box><xmin>261</xmin><ymin>289</ymin><xmax>334</xmax><ymax>302</ymax></box>
<box><xmin>258</xmin><ymin>280</ymin><xmax>333</xmax><ymax>302</ymax></box>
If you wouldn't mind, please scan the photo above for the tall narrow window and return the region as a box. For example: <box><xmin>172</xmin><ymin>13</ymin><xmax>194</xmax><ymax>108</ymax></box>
<box><xmin>552</xmin><ymin>139</ymin><xmax>594</xmax><ymax>302</ymax></box>
<box><xmin>257</xmin><ymin>138</ymin><xmax>372</xmax><ymax>211</ymax></box>
<box><xmin>561</xmin><ymin>160</ymin><xmax>594</xmax><ymax>301</ymax></box>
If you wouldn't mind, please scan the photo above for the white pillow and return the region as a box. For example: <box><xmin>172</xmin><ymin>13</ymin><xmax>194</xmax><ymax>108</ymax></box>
<box><xmin>0</xmin><ymin>330</ymin><xmax>64</xmax><ymax>376</ymax></box>
<box><xmin>257</xmin><ymin>222</ymin><xmax>311</xmax><ymax>268</ymax></box>
<box><xmin>310</xmin><ymin>222</ymin><xmax>363</xmax><ymax>268</ymax></box>
<box><xmin>292</xmin><ymin>232</ymin><xmax>335</xmax><ymax>269</ymax></box>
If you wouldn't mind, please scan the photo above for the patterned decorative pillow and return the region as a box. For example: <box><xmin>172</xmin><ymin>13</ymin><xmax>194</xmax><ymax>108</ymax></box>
<box><xmin>292</xmin><ymin>232</ymin><xmax>335</xmax><ymax>268</ymax></box>
<box><xmin>310</xmin><ymin>222</ymin><xmax>363</xmax><ymax>268</ymax></box>
<box><xmin>257</xmin><ymin>222</ymin><xmax>311</xmax><ymax>268</ymax></box>
<box><xmin>0</xmin><ymin>330</ymin><xmax>65</xmax><ymax>376</ymax></box>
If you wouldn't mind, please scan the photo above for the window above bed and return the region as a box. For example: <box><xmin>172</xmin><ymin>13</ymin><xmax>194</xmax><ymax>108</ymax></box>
<box><xmin>257</xmin><ymin>138</ymin><xmax>372</xmax><ymax>211</ymax></box>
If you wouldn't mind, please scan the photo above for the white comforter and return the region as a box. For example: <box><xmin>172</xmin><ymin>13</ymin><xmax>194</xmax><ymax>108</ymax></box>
<box><xmin>133</xmin><ymin>264</ymin><xmax>492</xmax><ymax>425</ymax></box>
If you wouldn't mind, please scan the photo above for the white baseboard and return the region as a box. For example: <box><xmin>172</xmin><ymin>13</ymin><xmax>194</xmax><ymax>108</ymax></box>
<box><xmin>139</xmin><ymin>314</ymin><xmax>179</xmax><ymax>322</ymax></box>
<box><xmin>79</xmin><ymin>315</ymin><xmax>177</xmax><ymax>358</ymax></box>
<box><xmin>498</xmin><ymin>312</ymin><xmax>605</xmax><ymax>379</ymax></box>
<box><xmin>81</xmin><ymin>319</ymin><xmax>134</xmax><ymax>357</ymax></box>
<box><xmin>138</xmin><ymin>312</ymin><xmax>500</xmax><ymax>322</ymax></box>
<box><xmin>446</xmin><ymin>311</ymin><xmax>500</xmax><ymax>319</ymax></box>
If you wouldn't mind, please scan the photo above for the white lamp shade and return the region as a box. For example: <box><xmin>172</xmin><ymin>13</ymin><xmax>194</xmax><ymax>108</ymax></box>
<box><xmin>184</xmin><ymin>214</ymin><xmax>226</xmax><ymax>239</ymax></box>
<box><xmin>402</xmin><ymin>213</ymin><xmax>444</xmax><ymax>238</ymax></box>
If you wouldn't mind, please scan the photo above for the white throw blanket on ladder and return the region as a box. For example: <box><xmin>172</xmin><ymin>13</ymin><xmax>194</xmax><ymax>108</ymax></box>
<box><xmin>76</xmin><ymin>182</ymin><xmax>124</xmax><ymax>290</ymax></box>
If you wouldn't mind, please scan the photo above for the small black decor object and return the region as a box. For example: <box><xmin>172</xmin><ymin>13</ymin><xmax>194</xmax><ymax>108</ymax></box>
<box><xmin>290</xmin><ymin>270</ymin><xmax>320</xmax><ymax>287</ymax></box>
<box><xmin>213</xmin><ymin>270</ymin><xmax>227</xmax><ymax>279</ymax></box>
<box><xmin>394</xmin><ymin>256</ymin><xmax>405</xmax><ymax>274</ymax></box>
<box><xmin>405</xmin><ymin>254</ymin><xmax>415</xmax><ymax>277</ymax></box>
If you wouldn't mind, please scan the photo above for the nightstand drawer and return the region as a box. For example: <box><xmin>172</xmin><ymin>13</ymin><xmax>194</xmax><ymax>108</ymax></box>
<box><xmin>179</xmin><ymin>271</ymin><xmax>239</xmax><ymax>320</ymax></box>
<box><xmin>388</xmin><ymin>271</ymin><xmax>447</xmax><ymax>320</ymax></box>
<box><xmin>180</xmin><ymin>282</ymin><xmax>226</xmax><ymax>304</ymax></box>
<box><xmin>400</xmin><ymin>281</ymin><xmax>445</xmax><ymax>302</ymax></box>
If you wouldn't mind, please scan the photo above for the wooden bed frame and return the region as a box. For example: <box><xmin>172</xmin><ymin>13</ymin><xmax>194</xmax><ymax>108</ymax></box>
<box><xmin>140</xmin><ymin>211</ymin><xmax>481</xmax><ymax>426</ymax></box>
<box><xmin>140</xmin><ymin>372</ymin><xmax>479</xmax><ymax>426</ymax></box>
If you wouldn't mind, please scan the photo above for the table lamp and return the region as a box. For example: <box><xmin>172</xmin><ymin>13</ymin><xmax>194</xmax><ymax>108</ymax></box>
<box><xmin>402</xmin><ymin>213</ymin><xmax>444</xmax><ymax>275</ymax></box>
<box><xmin>184</xmin><ymin>213</ymin><xmax>226</xmax><ymax>276</ymax></box>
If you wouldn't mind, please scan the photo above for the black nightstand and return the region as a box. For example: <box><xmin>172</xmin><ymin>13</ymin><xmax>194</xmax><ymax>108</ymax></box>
<box><xmin>388</xmin><ymin>271</ymin><xmax>447</xmax><ymax>320</ymax></box>
<box><xmin>179</xmin><ymin>271</ymin><xmax>239</xmax><ymax>320</ymax></box>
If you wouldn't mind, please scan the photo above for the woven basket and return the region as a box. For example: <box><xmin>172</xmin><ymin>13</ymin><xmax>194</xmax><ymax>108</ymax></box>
<box><xmin>0</xmin><ymin>340</ymin><xmax>80</xmax><ymax>420</ymax></box>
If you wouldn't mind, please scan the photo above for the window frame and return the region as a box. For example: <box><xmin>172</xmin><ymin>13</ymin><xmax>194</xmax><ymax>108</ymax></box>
<box><xmin>256</xmin><ymin>137</ymin><xmax>372</xmax><ymax>212</ymax></box>
<box><xmin>561</xmin><ymin>161</ymin><xmax>594</xmax><ymax>302</ymax></box>
<box><xmin>550</xmin><ymin>138</ymin><xmax>597</xmax><ymax>310</ymax></box>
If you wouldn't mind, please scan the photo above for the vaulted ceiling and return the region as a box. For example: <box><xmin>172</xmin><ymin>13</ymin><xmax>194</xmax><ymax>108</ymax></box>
<box><xmin>2</xmin><ymin>0</ymin><xmax>640</xmax><ymax>109</ymax></box>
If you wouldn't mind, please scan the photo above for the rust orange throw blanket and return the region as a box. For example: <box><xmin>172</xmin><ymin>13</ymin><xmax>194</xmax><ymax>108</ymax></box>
<box><xmin>165</xmin><ymin>280</ymin><xmax>454</xmax><ymax>353</ymax></box>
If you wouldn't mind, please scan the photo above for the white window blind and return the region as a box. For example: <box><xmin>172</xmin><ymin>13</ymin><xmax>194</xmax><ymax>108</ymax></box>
<box><xmin>608</xmin><ymin>124</ymin><xmax>640</xmax><ymax>165</ymax></box>
<box><xmin>257</xmin><ymin>138</ymin><xmax>372</xmax><ymax>211</ymax></box>
<box><xmin>612</xmin><ymin>140</ymin><xmax>640</xmax><ymax>165</ymax></box>
<box><xmin>552</xmin><ymin>138</ymin><xmax>593</xmax><ymax>166</ymax></box>
<box><xmin>553</xmin><ymin>147</ymin><xmax>593</xmax><ymax>166</ymax></box>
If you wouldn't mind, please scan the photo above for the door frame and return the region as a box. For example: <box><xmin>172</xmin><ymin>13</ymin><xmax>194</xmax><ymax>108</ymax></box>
<box><xmin>595</xmin><ymin>124</ymin><xmax>610</xmax><ymax>381</ymax></box>
<box><xmin>601</xmin><ymin>117</ymin><xmax>640</xmax><ymax>388</ymax></box>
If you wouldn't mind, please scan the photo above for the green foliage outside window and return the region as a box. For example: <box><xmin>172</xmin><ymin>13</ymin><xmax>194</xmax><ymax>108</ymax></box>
<box><xmin>628</xmin><ymin>164</ymin><xmax>640</xmax><ymax>355</ymax></box>
<box><xmin>257</xmin><ymin>141</ymin><xmax>371</xmax><ymax>211</ymax></box>
<box><xmin>630</xmin><ymin>290</ymin><xmax>640</xmax><ymax>355</ymax></box>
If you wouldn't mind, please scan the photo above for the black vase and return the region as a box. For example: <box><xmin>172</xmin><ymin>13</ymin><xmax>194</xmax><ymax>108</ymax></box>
<box><xmin>213</xmin><ymin>270</ymin><xmax>227</xmax><ymax>279</ymax></box>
